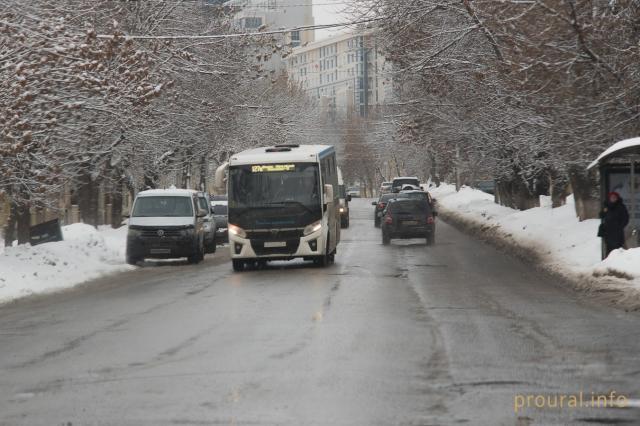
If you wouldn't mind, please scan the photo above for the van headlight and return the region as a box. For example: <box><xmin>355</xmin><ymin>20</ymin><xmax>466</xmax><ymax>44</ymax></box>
<box><xmin>228</xmin><ymin>224</ymin><xmax>247</xmax><ymax>239</ymax></box>
<box><xmin>303</xmin><ymin>221</ymin><xmax>322</xmax><ymax>236</ymax></box>
<box><xmin>128</xmin><ymin>228</ymin><xmax>142</xmax><ymax>238</ymax></box>
<box><xmin>180</xmin><ymin>227</ymin><xmax>195</xmax><ymax>237</ymax></box>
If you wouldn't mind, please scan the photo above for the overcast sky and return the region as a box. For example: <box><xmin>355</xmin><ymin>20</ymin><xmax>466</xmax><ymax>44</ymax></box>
<box><xmin>312</xmin><ymin>0</ymin><xmax>349</xmax><ymax>40</ymax></box>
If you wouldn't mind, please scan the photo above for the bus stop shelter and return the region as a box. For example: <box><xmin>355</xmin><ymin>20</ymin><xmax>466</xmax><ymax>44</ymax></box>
<box><xmin>588</xmin><ymin>137</ymin><xmax>640</xmax><ymax>258</ymax></box>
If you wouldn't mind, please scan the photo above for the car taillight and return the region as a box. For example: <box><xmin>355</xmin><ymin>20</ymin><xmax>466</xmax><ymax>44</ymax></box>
<box><xmin>385</xmin><ymin>215</ymin><xmax>393</xmax><ymax>224</ymax></box>
<box><xmin>378</xmin><ymin>203</ymin><xmax>385</xmax><ymax>209</ymax></box>
<box><xmin>427</xmin><ymin>216</ymin><xmax>435</xmax><ymax>224</ymax></box>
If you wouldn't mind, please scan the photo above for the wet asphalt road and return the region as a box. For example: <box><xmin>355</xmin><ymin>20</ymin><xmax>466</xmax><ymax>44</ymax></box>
<box><xmin>1</xmin><ymin>199</ymin><xmax>640</xmax><ymax>426</ymax></box>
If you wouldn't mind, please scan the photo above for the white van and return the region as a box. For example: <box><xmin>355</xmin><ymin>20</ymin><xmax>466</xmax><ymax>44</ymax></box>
<box><xmin>126</xmin><ymin>189</ymin><xmax>211</xmax><ymax>265</ymax></box>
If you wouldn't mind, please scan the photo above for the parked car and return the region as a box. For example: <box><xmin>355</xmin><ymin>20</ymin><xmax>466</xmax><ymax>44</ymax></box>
<box><xmin>381</xmin><ymin>198</ymin><xmax>436</xmax><ymax>245</ymax></box>
<box><xmin>380</xmin><ymin>181</ymin><xmax>392</xmax><ymax>195</ymax></box>
<box><xmin>210</xmin><ymin>194</ymin><xmax>228</xmax><ymax>243</ymax></box>
<box><xmin>196</xmin><ymin>192</ymin><xmax>217</xmax><ymax>253</ymax></box>
<box><xmin>372</xmin><ymin>193</ymin><xmax>403</xmax><ymax>227</ymax></box>
<box><xmin>391</xmin><ymin>176</ymin><xmax>421</xmax><ymax>193</ymax></box>
<box><xmin>126</xmin><ymin>189</ymin><xmax>210</xmax><ymax>265</ymax></box>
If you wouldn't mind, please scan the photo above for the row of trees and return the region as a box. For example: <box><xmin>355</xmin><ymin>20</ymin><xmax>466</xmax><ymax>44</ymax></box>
<box><xmin>348</xmin><ymin>0</ymin><xmax>640</xmax><ymax>217</ymax></box>
<box><xmin>1</xmin><ymin>1</ymin><xmax>333</xmax><ymax>244</ymax></box>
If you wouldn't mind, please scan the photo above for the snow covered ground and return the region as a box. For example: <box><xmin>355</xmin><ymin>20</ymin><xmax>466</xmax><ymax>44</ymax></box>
<box><xmin>430</xmin><ymin>184</ymin><xmax>640</xmax><ymax>307</ymax></box>
<box><xmin>0</xmin><ymin>224</ymin><xmax>132</xmax><ymax>304</ymax></box>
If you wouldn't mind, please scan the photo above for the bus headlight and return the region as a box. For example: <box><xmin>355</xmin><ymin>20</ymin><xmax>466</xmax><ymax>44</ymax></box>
<box><xmin>228</xmin><ymin>224</ymin><xmax>246</xmax><ymax>239</ymax></box>
<box><xmin>303</xmin><ymin>221</ymin><xmax>322</xmax><ymax>236</ymax></box>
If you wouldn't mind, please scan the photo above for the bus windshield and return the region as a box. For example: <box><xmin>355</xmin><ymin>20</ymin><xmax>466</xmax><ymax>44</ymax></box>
<box><xmin>228</xmin><ymin>163</ymin><xmax>322</xmax><ymax>229</ymax></box>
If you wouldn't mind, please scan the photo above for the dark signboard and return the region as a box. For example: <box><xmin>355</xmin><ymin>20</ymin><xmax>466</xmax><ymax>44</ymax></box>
<box><xmin>29</xmin><ymin>219</ymin><xmax>63</xmax><ymax>246</ymax></box>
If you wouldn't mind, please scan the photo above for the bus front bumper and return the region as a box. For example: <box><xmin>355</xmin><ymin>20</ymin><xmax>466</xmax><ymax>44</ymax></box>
<box><xmin>229</xmin><ymin>228</ymin><xmax>324</xmax><ymax>260</ymax></box>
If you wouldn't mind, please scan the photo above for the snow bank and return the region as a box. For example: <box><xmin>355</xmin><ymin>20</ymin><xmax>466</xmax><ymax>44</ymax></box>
<box><xmin>430</xmin><ymin>184</ymin><xmax>640</xmax><ymax>305</ymax></box>
<box><xmin>0</xmin><ymin>224</ymin><xmax>132</xmax><ymax>304</ymax></box>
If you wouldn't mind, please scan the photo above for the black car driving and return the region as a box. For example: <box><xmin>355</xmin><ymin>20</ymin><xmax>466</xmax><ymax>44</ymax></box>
<box><xmin>372</xmin><ymin>193</ymin><xmax>402</xmax><ymax>227</ymax></box>
<box><xmin>381</xmin><ymin>198</ymin><xmax>436</xmax><ymax>245</ymax></box>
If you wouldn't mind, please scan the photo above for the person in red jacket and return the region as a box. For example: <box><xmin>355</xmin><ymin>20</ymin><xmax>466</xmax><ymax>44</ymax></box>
<box><xmin>599</xmin><ymin>191</ymin><xmax>630</xmax><ymax>256</ymax></box>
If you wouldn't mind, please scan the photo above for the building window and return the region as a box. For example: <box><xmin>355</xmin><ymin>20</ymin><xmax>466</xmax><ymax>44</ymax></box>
<box><xmin>290</xmin><ymin>30</ymin><xmax>301</xmax><ymax>47</ymax></box>
<box><xmin>243</xmin><ymin>17</ymin><xmax>263</xmax><ymax>29</ymax></box>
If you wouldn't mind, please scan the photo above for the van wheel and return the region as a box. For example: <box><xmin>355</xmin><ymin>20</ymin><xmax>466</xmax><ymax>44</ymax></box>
<box><xmin>188</xmin><ymin>239</ymin><xmax>204</xmax><ymax>264</ymax></box>
<box><xmin>206</xmin><ymin>235</ymin><xmax>217</xmax><ymax>254</ymax></box>
<box><xmin>232</xmin><ymin>259</ymin><xmax>244</xmax><ymax>272</ymax></box>
<box><xmin>426</xmin><ymin>234</ymin><xmax>435</xmax><ymax>246</ymax></box>
<box><xmin>341</xmin><ymin>216</ymin><xmax>349</xmax><ymax>229</ymax></box>
<box><xmin>314</xmin><ymin>235</ymin><xmax>331</xmax><ymax>267</ymax></box>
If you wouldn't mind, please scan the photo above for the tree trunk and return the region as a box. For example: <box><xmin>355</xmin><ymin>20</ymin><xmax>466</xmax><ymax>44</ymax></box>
<box><xmin>568</xmin><ymin>166</ymin><xmax>599</xmax><ymax>220</ymax></box>
<box><xmin>16</xmin><ymin>202</ymin><xmax>31</xmax><ymax>244</ymax></box>
<box><xmin>199</xmin><ymin>155</ymin><xmax>207</xmax><ymax>192</ymax></box>
<box><xmin>77</xmin><ymin>169</ymin><xmax>100</xmax><ymax>226</ymax></box>
<box><xmin>4</xmin><ymin>200</ymin><xmax>17</xmax><ymax>247</ymax></box>
<box><xmin>549</xmin><ymin>170</ymin><xmax>569</xmax><ymax>208</ymax></box>
<box><xmin>495</xmin><ymin>177</ymin><xmax>538</xmax><ymax>210</ymax></box>
<box><xmin>111</xmin><ymin>185</ymin><xmax>124</xmax><ymax>228</ymax></box>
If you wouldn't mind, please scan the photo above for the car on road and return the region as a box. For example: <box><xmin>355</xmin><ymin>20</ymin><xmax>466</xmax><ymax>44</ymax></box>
<box><xmin>380</xmin><ymin>198</ymin><xmax>436</xmax><ymax>245</ymax></box>
<box><xmin>126</xmin><ymin>189</ymin><xmax>211</xmax><ymax>265</ymax></box>
<box><xmin>337</xmin><ymin>168</ymin><xmax>351</xmax><ymax>228</ymax></box>
<box><xmin>347</xmin><ymin>186</ymin><xmax>361</xmax><ymax>198</ymax></box>
<box><xmin>196</xmin><ymin>192</ymin><xmax>218</xmax><ymax>253</ymax></box>
<box><xmin>372</xmin><ymin>193</ymin><xmax>403</xmax><ymax>227</ymax></box>
<box><xmin>391</xmin><ymin>176</ymin><xmax>421</xmax><ymax>193</ymax></box>
<box><xmin>210</xmin><ymin>194</ymin><xmax>228</xmax><ymax>243</ymax></box>
<box><xmin>400</xmin><ymin>189</ymin><xmax>435</xmax><ymax>205</ymax></box>
<box><xmin>379</xmin><ymin>181</ymin><xmax>392</xmax><ymax>195</ymax></box>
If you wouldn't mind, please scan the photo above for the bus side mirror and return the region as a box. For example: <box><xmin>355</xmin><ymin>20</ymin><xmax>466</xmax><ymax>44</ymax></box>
<box><xmin>324</xmin><ymin>184</ymin><xmax>334</xmax><ymax>203</ymax></box>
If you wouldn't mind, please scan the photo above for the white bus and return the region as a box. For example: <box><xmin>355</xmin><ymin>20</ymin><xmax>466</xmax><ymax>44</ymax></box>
<box><xmin>215</xmin><ymin>144</ymin><xmax>341</xmax><ymax>271</ymax></box>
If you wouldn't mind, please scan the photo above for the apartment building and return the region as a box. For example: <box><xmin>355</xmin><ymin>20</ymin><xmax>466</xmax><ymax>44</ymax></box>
<box><xmin>286</xmin><ymin>31</ymin><xmax>393</xmax><ymax>117</ymax></box>
<box><xmin>225</xmin><ymin>0</ymin><xmax>315</xmax><ymax>49</ymax></box>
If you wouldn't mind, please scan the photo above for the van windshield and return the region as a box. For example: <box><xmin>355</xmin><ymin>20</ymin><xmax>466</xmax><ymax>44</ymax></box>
<box><xmin>132</xmin><ymin>196</ymin><xmax>194</xmax><ymax>217</ymax></box>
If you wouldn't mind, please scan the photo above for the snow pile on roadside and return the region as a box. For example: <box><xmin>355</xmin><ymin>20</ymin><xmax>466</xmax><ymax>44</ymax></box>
<box><xmin>429</xmin><ymin>184</ymin><xmax>640</xmax><ymax>295</ymax></box>
<box><xmin>0</xmin><ymin>224</ymin><xmax>132</xmax><ymax>304</ymax></box>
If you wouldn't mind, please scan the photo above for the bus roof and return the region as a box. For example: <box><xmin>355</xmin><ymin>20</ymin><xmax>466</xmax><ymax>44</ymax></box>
<box><xmin>229</xmin><ymin>145</ymin><xmax>334</xmax><ymax>166</ymax></box>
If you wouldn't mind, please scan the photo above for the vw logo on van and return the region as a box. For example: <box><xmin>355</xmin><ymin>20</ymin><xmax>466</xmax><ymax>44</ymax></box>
<box><xmin>157</xmin><ymin>229</ymin><xmax>165</xmax><ymax>237</ymax></box>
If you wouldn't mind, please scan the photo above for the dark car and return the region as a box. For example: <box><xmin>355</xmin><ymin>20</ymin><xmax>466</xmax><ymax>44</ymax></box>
<box><xmin>372</xmin><ymin>193</ymin><xmax>403</xmax><ymax>227</ymax></box>
<box><xmin>399</xmin><ymin>189</ymin><xmax>435</xmax><ymax>205</ymax></box>
<box><xmin>381</xmin><ymin>198</ymin><xmax>436</xmax><ymax>245</ymax></box>
<box><xmin>210</xmin><ymin>194</ymin><xmax>228</xmax><ymax>243</ymax></box>
<box><xmin>391</xmin><ymin>177</ymin><xmax>420</xmax><ymax>193</ymax></box>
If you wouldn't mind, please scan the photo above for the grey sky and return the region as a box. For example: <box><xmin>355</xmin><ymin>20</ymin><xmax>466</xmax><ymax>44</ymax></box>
<box><xmin>313</xmin><ymin>0</ymin><xmax>349</xmax><ymax>40</ymax></box>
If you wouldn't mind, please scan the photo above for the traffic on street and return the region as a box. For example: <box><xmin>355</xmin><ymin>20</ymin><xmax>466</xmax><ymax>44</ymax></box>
<box><xmin>1</xmin><ymin>199</ymin><xmax>639</xmax><ymax>425</ymax></box>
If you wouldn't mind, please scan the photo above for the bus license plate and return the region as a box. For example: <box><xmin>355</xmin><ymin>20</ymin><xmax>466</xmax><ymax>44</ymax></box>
<box><xmin>264</xmin><ymin>241</ymin><xmax>286</xmax><ymax>248</ymax></box>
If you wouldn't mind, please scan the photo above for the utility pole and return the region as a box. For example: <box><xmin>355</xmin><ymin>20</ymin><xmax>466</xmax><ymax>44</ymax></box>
<box><xmin>363</xmin><ymin>42</ymin><xmax>369</xmax><ymax>118</ymax></box>
<box><xmin>455</xmin><ymin>144</ymin><xmax>462</xmax><ymax>191</ymax></box>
